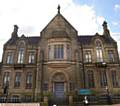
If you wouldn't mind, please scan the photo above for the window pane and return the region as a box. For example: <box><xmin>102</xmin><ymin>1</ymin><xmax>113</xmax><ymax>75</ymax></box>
<box><xmin>111</xmin><ymin>71</ymin><xmax>118</xmax><ymax>87</ymax></box>
<box><xmin>17</xmin><ymin>48</ymin><xmax>24</xmax><ymax>64</ymax></box>
<box><xmin>54</xmin><ymin>44</ymin><xmax>64</xmax><ymax>59</ymax></box>
<box><xmin>87</xmin><ymin>70</ymin><xmax>95</xmax><ymax>88</ymax></box>
<box><xmin>108</xmin><ymin>50</ymin><xmax>114</xmax><ymax>62</ymax></box>
<box><xmin>28</xmin><ymin>52</ymin><xmax>35</xmax><ymax>64</ymax></box>
<box><xmin>14</xmin><ymin>72</ymin><xmax>21</xmax><ymax>88</ymax></box>
<box><xmin>26</xmin><ymin>72</ymin><xmax>32</xmax><ymax>89</ymax></box>
<box><xmin>100</xmin><ymin>70</ymin><xmax>107</xmax><ymax>87</ymax></box>
<box><xmin>96</xmin><ymin>41</ymin><xmax>103</xmax><ymax>62</ymax></box>
<box><xmin>85</xmin><ymin>51</ymin><xmax>92</xmax><ymax>63</ymax></box>
<box><xmin>6</xmin><ymin>52</ymin><xmax>13</xmax><ymax>64</ymax></box>
<box><xmin>67</xmin><ymin>45</ymin><xmax>71</xmax><ymax>60</ymax></box>
<box><xmin>43</xmin><ymin>83</ymin><xmax>48</xmax><ymax>91</ymax></box>
<box><xmin>3</xmin><ymin>72</ymin><xmax>10</xmax><ymax>88</ymax></box>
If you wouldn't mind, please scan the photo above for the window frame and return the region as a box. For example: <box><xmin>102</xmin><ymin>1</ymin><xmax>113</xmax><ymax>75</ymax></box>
<box><xmin>26</xmin><ymin>72</ymin><xmax>32</xmax><ymax>89</ymax></box>
<box><xmin>3</xmin><ymin>72</ymin><xmax>10</xmax><ymax>88</ymax></box>
<box><xmin>111</xmin><ymin>70</ymin><xmax>118</xmax><ymax>88</ymax></box>
<box><xmin>6</xmin><ymin>52</ymin><xmax>13</xmax><ymax>64</ymax></box>
<box><xmin>108</xmin><ymin>50</ymin><xmax>114</xmax><ymax>63</ymax></box>
<box><xmin>85</xmin><ymin>50</ymin><xmax>92</xmax><ymax>63</ymax></box>
<box><xmin>87</xmin><ymin>70</ymin><xmax>95</xmax><ymax>88</ymax></box>
<box><xmin>17</xmin><ymin>47</ymin><xmax>24</xmax><ymax>64</ymax></box>
<box><xmin>100</xmin><ymin>70</ymin><xmax>107</xmax><ymax>88</ymax></box>
<box><xmin>14</xmin><ymin>72</ymin><xmax>21</xmax><ymax>88</ymax></box>
<box><xmin>96</xmin><ymin>40</ymin><xmax>103</xmax><ymax>62</ymax></box>
<box><xmin>28</xmin><ymin>51</ymin><xmax>35</xmax><ymax>64</ymax></box>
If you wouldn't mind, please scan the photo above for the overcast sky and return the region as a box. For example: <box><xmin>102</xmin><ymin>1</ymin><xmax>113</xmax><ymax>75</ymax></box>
<box><xmin>0</xmin><ymin>0</ymin><xmax>120</xmax><ymax>60</ymax></box>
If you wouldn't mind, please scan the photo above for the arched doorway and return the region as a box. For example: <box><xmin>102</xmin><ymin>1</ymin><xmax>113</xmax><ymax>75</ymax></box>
<box><xmin>52</xmin><ymin>73</ymin><xmax>66</xmax><ymax>98</ymax></box>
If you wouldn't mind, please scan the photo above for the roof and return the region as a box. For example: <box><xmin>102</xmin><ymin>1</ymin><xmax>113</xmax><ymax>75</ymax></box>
<box><xmin>4</xmin><ymin>36</ymin><xmax>40</xmax><ymax>46</ymax></box>
<box><xmin>77</xmin><ymin>35</ymin><xmax>116</xmax><ymax>45</ymax></box>
<box><xmin>27</xmin><ymin>36</ymin><xmax>40</xmax><ymax>45</ymax></box>
<box><xmin>5</xmin><ymin>34</ymin><xmax>116</xmax><ymax>47</ymax></box>
<box><xmin>77</xmin><ymin>36</ymin><xmax>94</xmax><ymax>45</ymax></box>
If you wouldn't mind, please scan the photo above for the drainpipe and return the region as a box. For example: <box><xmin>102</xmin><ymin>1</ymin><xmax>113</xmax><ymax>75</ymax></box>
<box><xmin>81</xmin><ymin>44</ymin><xmax>86</xmax><ymax>88</ymax></box>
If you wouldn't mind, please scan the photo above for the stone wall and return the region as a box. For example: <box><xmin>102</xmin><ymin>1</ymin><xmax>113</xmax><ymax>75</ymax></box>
<box><xmin>0</xmin><ymin>103</ymin><xmax>40</xmax><ymax>106</ymax></box>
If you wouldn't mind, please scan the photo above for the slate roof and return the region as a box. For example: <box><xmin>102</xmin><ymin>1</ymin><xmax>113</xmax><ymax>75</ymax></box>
<box><xmin>5</xmin><ymin>34</ymin><xmax>116</xmax><ymax>47</ymax></box>
<box><xmin>77</xmin><ymin>35</ymin><xmax>116</xmax><ymax>45</ymax></box>
<box><xmin>4</xmin><ymin>36</ymin><xmax>40</xmax><ymax>46</ymax></box>
<box><xmin>77</xmin><ymin>36</ymin><xmax>94</xmax><ymax>45</ymax></box>
<box><xmin>26</xmin><ymin>36</ymin><xmax>40</xmax><ymax>45</ymax></box>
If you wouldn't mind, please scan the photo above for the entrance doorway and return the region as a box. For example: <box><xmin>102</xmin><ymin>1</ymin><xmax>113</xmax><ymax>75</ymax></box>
<box><xmin>49</xmin><ymin>72</ymin><xmax>68</xmax><ymax>105</ymax></box>
<box><xmin>54</xmin><ymin>82</ymin><xmax>64</xmax><ymax>98</ymax></box>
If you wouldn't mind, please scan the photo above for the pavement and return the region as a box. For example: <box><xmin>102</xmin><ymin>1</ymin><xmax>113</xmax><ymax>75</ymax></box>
<box><xmin>94</xmin><ymin>104</ymin><xmax>120</xmax><ymax>106</ymax></box>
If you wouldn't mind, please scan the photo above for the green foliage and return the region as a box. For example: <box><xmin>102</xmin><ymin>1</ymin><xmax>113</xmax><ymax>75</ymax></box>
<box><xmin>64</xmin><ymin>91</ymin><xmax>75</xmax><ymax>96</ymax></box>
<box><xmin>43</xmin><ymin>91</ymin><xmax>53</xmax><ymax>97</ymax></box>
<box><xmin>41</xmin><ymin>102</ymin><xmax>48</xmax><ymax>106</ymax></box>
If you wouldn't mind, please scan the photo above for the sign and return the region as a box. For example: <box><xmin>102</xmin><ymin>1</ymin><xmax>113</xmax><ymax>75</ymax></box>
<box><xmin>79</xmin><ymin>89</ymin><xmax>92</xmax><ymax>95</ymax></box>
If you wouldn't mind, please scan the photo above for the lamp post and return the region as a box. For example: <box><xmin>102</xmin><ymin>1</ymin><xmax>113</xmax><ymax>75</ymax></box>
<box><xmin>102</xmin><ymin>62</ymin><xmax>107</xmax><ymax>86</ymax></box>
<box><xmin>105</xmin><ymin>86</ymin><xmax>112</xmax><ymax>105</ymax></box>
<box><xmin>81</xmin><ymin>44</ymin><xmax>85</xmax><ymax>88</ymax></box>
<box><xmin>3</xmin><ymin>81</ymin><xmax>9</xmax><ymax>103</ymax></box>
<box><xmin>101</xmin><ymin>62</ymin><xmax>112</xmax><ymax>104</ymax></box>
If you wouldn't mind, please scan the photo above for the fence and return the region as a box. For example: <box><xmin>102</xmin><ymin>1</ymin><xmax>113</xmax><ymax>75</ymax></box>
<box><xmin>73</xmin><ymin>94</ymin><xmax>120</xmax><ymax>105</ymax></box>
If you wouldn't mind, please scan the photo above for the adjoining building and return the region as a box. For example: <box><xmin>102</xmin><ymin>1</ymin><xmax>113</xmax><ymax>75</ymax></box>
<box><xmin>0</xmin><ymin>6</ymin><xmax>120</xmax><ymax>103</ymax></box>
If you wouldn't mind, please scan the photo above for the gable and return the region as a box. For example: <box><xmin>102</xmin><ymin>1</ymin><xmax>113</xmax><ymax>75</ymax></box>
<box><xmin>41</xmin><ymin>13</ymin><xmax>78</xmax><ymax>39</ymax></box>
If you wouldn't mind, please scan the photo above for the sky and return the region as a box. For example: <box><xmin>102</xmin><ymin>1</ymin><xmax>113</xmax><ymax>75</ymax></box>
<box><xmin>0</xmin><ymin>0</ymin><xmax>120</xmax><ymax>60</ymax></box>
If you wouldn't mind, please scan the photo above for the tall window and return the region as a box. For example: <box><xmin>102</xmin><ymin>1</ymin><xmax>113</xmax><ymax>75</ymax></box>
<box><xmin>26</xmin><ymin>72</ymin><xmax>32</xmax><ymax>89</ymax></box>
<box><xmin>108</xmin><ymin>50</ymin><xmax>114</xmax><ymax>62</ymax></box>
<box><xmin>17</xmin><ymin>48</ymin><xmax>24</xmax><ymax>64</ymax></box>
<box><xmin>6</xmin><ymin>52</ymin><xmax>13</xmax><ymax>64</ymax></box>
<box><xmin>111</xmin><ymin>71</ymin><xmax>118</xmax><ymax>87</ymax></box>
<box><xmin>54</xmin><ymin>44</ymin><xmax>64</xmax><ymax>59</ymax></box>
<box><xmin>87</xmin><ymin>70</ymin><xmax>95</xmax><ymax>88</ymax></box>
<box><xmin>69</xmin><ymin>82</ymin><xmax>74</xmax><ymax>91</ymax></box>
<box><xmin>14</xmin><ymin>72</ymin><xmax>21</xmax><ymax>88</ymax></box>
<box><xmin>96</xmin><ymin>41</ymin><xmax>103</xmax><ymax>62</ymax></box>
<box><xmin>43</xmin><ymin>82</ymin><xmax>48</xmax><ymax>91</ymax></box>
<box><xmin>48</xmin><ymin>45</ymin><xmax>54</xmax><ymax>60</ymax></box>
<box><xmin>85</xmin><ymin>51</ymin><xmax>92</xmax><ymax>63</ymax></box>
<box><xmin>100</xmin><ymin>70</ymin><xmax>107</xmax><ymax>87</ymax></box>
<box><xmin>3</xmin><ymin>72</ymin><xmax>10</xmax><ymax>87</ymax></box>
<box><xmin>28</xmin><ymin>52</ymin><xmax>35</xmax><ymax>64</ymax></box>
<box><xmin>67</xmin><ymin>45</ymin><xmax>71</xmax><ymax>60</ymax></box>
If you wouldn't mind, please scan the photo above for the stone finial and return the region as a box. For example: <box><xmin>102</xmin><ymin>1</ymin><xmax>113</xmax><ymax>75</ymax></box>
<box><xmin>11</xmin><ymin>25</ymin><xmax>19</xmax><ymax>38</ymax></box>
<box><xmin>102</xmin><ymin>21</ymin><xmax>108</xmax><ymax>30</ymax></box>
<box><xmin>14</xmin><ymin>25</ymin><xmax>19</xmax><ymax>32</ymax></box>
<box><xmin>57</xmin><ymin>4</ymin><xmax>61</xmax><ymax>14</ymax></box>
<box><xmin>102</xmin><ymin>21</ymin><xmax>110</xmax><ymax>36</ymax></box>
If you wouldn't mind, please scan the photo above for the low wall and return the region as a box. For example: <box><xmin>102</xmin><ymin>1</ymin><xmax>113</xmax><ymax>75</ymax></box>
<box><xmin>0</xmin><ymin>103</ymin><xmax>40</xmax><ymax>106</ymax></box>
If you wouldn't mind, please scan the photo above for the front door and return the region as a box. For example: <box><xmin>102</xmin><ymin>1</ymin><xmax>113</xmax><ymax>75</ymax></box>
<box><xmin>54</xmin><ymin>82</ymin><xmax>64</xmax><ymax>98</ymax></box>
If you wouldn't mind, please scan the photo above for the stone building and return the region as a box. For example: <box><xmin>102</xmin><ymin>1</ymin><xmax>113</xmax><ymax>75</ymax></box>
<box><xmin>0</xmin><ymin>6</ymin><xmax>120</xmax><ymax>102</ymax></box>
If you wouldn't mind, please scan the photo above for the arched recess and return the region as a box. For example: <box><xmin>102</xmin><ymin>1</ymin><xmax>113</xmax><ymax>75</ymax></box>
<box><xmin>95</xmin><ymin>39</ymin><xmax>104</xmax><ymax>62</ymax></box>
<box><xmin>49</xmin><ymin>71</ymin><xmax>69</xmax><ymax>98</ymax></box>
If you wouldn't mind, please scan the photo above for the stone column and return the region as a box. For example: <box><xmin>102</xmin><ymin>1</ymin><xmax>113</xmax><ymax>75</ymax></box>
<box><xmin>69</xmin><ymin>95</ymin><xmax>73</xmax><ymax>106</ymax></box>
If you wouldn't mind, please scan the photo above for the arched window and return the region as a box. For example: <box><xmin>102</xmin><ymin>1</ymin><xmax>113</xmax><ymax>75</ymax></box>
<box><xmin>96</xmin><ymin>40</ymin><xmax>103</xmax><ymax>62</ymax></box>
